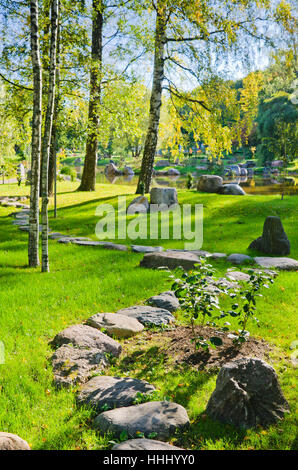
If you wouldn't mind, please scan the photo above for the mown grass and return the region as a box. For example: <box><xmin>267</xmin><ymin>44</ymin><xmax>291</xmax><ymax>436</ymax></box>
<box><xmin>0</xmin><ymin>181</ymin><xmax>297</xmax><ymax>450</ymax></box>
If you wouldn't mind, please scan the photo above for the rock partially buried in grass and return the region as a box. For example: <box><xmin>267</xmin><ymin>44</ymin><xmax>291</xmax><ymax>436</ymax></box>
<box><xmin>131</xmin><ymin>245</ymin><xmax>163</xmax><ymax>253</ymax></box>
<box><xmin>206</xmin><ymin>357</ymin><xmax>289</xmax><ymax>429</ymax></box>
<box><xmin>116</xmin><ymin>305</ymin><xmax>175</xmax><ymax>326</ymax></box>
<box><xmin>227</xmin><ymin>253</ymin><xmax>253</xmax><ymax>265</ymax></box>
<box><xmin>140</xmin><ymin>251</ymin><xmax>200</xmax><ymax>271</ymax></box>
<box><xmin>51</xmin><ymin>344</ymin><xmax>108</xmax><ymax>388</ymax></box>
<box><xmin>0</xmin><ymin>432</ymin><xmax>30</xmax><ymax>450</ymax></box>
<box><xmin>51</xmin><ymin>324</ymin><xmax>122</xmax><ymax>357</ymax></box>
<box><xmin>112</xmin><ymin>438</ymin><xmax>184</xmax><ymax>450</ymax></box>
<box><xmin>77</xmin><ymin>376</ymin><xmax>155</xmax><ymax>411</ymax></box>
<box><xmin>146</xmin><ymin>291</ymin><xmax>180</xmax><ymax>312</ymax></box>
<box><xmin>254</xmin><ymin>257</ymin><xmax>298</xmax><ymax>271</ymax></box>
<box><xmin>218</xmin><ymin>184</ymin><xmax>246</xmax><ymax>195</ymax></box>
<box><xmin>249</xmin><ymin>216</ymin><xmax>290</xmax><ymax>255</ymax></box>
<box><xmin>87</xmin><ymin>313</ymin><xmax>144</xmax><ymax>338</ymax></box>
<box><xmin>94</xmin><ymin>401</ymin><xmax>190</xmax><ymax>440</ymax></box>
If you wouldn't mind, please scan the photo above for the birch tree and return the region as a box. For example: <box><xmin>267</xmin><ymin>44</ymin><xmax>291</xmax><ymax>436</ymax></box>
<box><xmin>28</xmin><ymin>0</ymin><xmax>42</xmax><ymax>267</ymax></box>
<box><xmin>40</xmin><ymin>0</ymin><xmax>59</xmax><ymax>272</ymax></box>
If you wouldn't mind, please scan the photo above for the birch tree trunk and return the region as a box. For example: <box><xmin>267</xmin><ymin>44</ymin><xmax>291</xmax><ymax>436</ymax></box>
<box><xmin>41</xmin><ymin>0</ymin><xmax>59</xmax><ymax>272</ymax></box>
<box><xmin>28</xmin><ymin>0</ymin><xmax>42</xmax><ymax>267</ymax></box>
<box><xmin>77</xmin><ymin>0</ymin><xmax>103</xmax><ymax>191</ymax></box>
<box><xmin>136</xmin><ymin>7</ymin><xmax>167</xmax><ymax>194</ymax></box>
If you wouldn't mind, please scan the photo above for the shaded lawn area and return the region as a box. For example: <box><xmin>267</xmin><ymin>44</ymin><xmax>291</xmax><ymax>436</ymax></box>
<box><xmin>0</xmin><ymin>182</ymin><xmax>297</xmax><ymax>450</ymax></box>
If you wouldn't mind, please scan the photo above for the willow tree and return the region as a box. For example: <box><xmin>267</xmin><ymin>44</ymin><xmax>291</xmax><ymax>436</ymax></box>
<box><xmin>28</xmin><ymin>0</ymin><xmax>42</xmax><ymax>267</ymax></box>
<box><xmin>40</xmin><ymin>0</ymin><xmax>59</xmax><ymax>272</ymax></box>
<box><xmin>135</xmin><ymin>0</ymin><xmax>295</xmax><ymax>194</ymax></box>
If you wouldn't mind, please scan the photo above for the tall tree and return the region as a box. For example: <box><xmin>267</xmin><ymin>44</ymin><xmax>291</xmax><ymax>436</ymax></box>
<box><xmin>28</xmin><ymin>0</ymin><xmax>42</xmax><ymax>267</ymax></box>
<box><xmin>77</xmin><ymin>0</ymin><xmax>103</xmax><ymax>191</ymax></box>
<box><xmin>41</xmin><ymin>0</ymin><xmax>60</xmax><ymax>272</ymax></box>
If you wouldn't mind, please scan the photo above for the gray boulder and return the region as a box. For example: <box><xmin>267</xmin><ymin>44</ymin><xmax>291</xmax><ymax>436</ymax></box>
<box><xmin>197</xmin><ymin>175</ymin><xmax>223</xmax><ymax>193</ymax></box>
<box><xmin>0</xmin><ymin>432</ymin><xmax>30</xmax><ymax>450</ymax></box>
<box><xmin>87</xmin><ymin>313</ymin><xmax>144</xmax><ymax>338</ymax></box>
<box><xmin>146</xmin><ymin>291</ymin><xmax>180</xmax><ymax>312</ymax></box>
<box><xmin>127</xmin><ymin>196</ymin><xmax>149</xmax><ymax>214</ymax></box>
<box><xmin>112</xmin><ymin>438</ymin><xmax>183</xmax><ymax>450</ymax></box>
<box><xmin>77</xmin><ymin>376</ymin><xmax>155</xmax><ymax>411</ymax></box>
<box><xmin>116</xmin><ymin>305</ymin><xmax>175</xmax><ymax>326</ymax></box>
<box><xmin>131</xmin><ymin>245</ymin><xmax>163</xmax><ymax>253</ymax></box>
<box><xmin>206</xmin><ymin>358</ymin><xmax>289</xmax><ymax>429</ymax></box>
<box><xmin>249</xmin><ymin>216</ymin><xmax>290</xmax><ymax>255</ymax></box>
<box><xmin>140</xmin><ymin>251</ymin><xmax>200</xmax><ymax>271</ymax></box>
<box><xmin>150</xmin><ymin>187</ymin><xmax>178</xmax><ymax>206</ymax></box>
<box><xmin>226</xmin><ymin>270</ymin><xmax>251</xmax><ymax>282</ymax></box>
<box><xmin>51</xmin><ymin>344</ymin><xmax>108</xmax><ymax>388</ymax></box>
<box><xmin>94</xmin><ymin>401</ymin><xmax>190</xmax><ymax>440</ymax></box>
<box><xmin>218</xmin><ymin>184</ymin><xmax>246</xmax><ymax>195</ymax></box>
<box><xmin>51</xmin><ymin>324</ymin><xmax>122</xmax><ymax>357</ymax></box>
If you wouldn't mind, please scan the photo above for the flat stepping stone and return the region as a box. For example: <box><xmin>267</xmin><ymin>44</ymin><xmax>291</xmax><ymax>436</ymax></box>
<box><xmin>94</xmin><ymin>401</ymin><xmax>190</xmax><ymax>440</ymax></box>
<box><xmin>140</xmin><ymin>251</ymin><xmax>200</xmax><ymax>271</ymax></box>
<box><xmin>98</xmin><ymin>242</ymin><xmax>128</xmax><ymax>251</ymax></box>
<box><xmin>51</xmin><ymin>344</ymin><xmax>108</xmax><ymax>388</ymax></box>
<box><xmin>116</xmin><ymin>305</ymin><xmax>175</xmax><ymax>326</ymax></box>
<box><xmin>112</xmin><ymin>438</ymin><xmax>183</xmax><ymax>450</ymax></box>
<box><xmin>14</xmin><ymin>211</ymin><xmax>30</xmax><ymax>218</ymax></box>
<box><xmin>58</xmin><ymin>236</ymin><xmax>91</xmax><ymax>244</ymax></box>
<box><xmin>165</xmin><ymin>248</ymin><xmax>211</xmax><ymax>257</ymax></box>
<box><xmin>146</xmin><ymin>291</ymin><xmax>180</xmax><ymax>312</ymax></box>
<box><xmin>254</xmin><ymin>257</ymin><xmax>298</xmax><ymax>271</ymax></box>
<box><xmin>0</xmin><ymin>432</ymin><xmax>30</xmax><ymax>450</ymax></box>
<box><xmin>72</xmin><ymin>240</ymin><xmax>102</xmax><ymax>246</ymax></box>
<box><xmin>131</xmin><ymin>245</ymin><xmax>163</xmax><ymax>253</ymax></box>
<box><xmin>77</xmin><ymin>376</ymin><xmax>155</xmax><ymax>411</ymax></box>
<box><xmin>226</xmin><ymin>270</ymin><xmax>251</xmax><ymax>282</ymax></box>
<box><xmin>12</xmin><ymin>219</ymin><xmax>29</xmax><ymax>225</ymax></box>
<box><xmin>49</xmin><ymin>232</ymin><xmax>68</xmax><ymax>240</ymax></box>
<box><xmin>227</xmin><ymin>254</ymin><xmax>253</xmax><ymax>264</ymax></box>
<box><xmin>87</xmin><ymin>313</ymin><xmax>144</xmax><ymax>338</ymax></box>
<box><xmin>51</xmin><ymin>324</ymin><xmax>122</xmax><ymax>357</ymax></box>
<box><xmin>210</xmin><ymin>252</ymin><xmax>227</xmax><ymax>259</ymax></box>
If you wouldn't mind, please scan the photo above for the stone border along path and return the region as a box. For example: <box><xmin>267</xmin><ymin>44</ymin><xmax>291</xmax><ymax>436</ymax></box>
<box><xmin>2</xmin><ymin>202</ymin><xmax>296</xmax><ymax>449</ymax></box>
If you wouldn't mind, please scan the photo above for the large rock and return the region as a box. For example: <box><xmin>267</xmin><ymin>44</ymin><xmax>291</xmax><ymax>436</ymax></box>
<box><xmin>0</xmin><ymin>432</ymin><xmax>30</xmax><ymax>450</ymax></box>
<box><xmin>87</xmin><ymin>313</ymin><xmax>144</xmax><ymax>338</ymax></box>
<box><xmin>94</xmin><ymin>401</ymin><xmax>190</xmax><ymax>440</ymax></box>
<box><xmin>197</xmin><ymin>175</ymin><xmax>223</xmax><ymax>193</ymax></box>
<box><xmin>127</xmin><ymin>196</ymin><xmax>149</xmax><ymax>214</ymax></box>
<box><xmin>140</xmin><ymin>251</ymin><xmax>200</xmax><ymax>271</ymax></box>
<box><xmin>206</xmin><ymin>358</ymin><xmax>289</xmax><ymax>429</ymax></box>
<box><xmin>123</xmin><ymin>166</ymin><xmax>134</xmax><ymax>176</ymax></box>
<box><xmin>116</xmin><ymin>305</ymin><xmax>175</xmax><ymax>326</ymax></box>
<box><xmin>146</xmin><ymin>291</ymin><xmax>180</xmax><ymax>312</ymax></box>
<box><xmin>51</xmin><ymin>344</ymin><xmax>108</xmax><ymax>388</ymax></box>
<box><xmin>254</xmin><ymin>257</ymin><xmax>298</xmax><ymax>271</ymax></box>
<box><xmin>227</xmin><ymin>253</ymin><xmax>253</xmax><ymax>265</ymax></box>
<box><xmin>150</xmin><ymin>187</ymin><xmax>178</xmax><ymax>206</ymax></box>
<box><xmin>249</xmin><ymin>216</ymin><xmax>290</xmax><ymax>255</ymax></box>
<box><xmin>112</xmin><ymin>439</ymin><xmax>183</xmax><ymax>450</ymax></box>
<box><xmin>51</xmin><ymin>324</ymin><xmax>122</xmax><ymax>357</ymax></box>
<box><xmin>105</xmin><ymin>163</ymin><xmax>121</xmax><ymax>176</ymax></box>
<box><xmin>218</xmin><ymin>184</ymin><xmax>246</xmax><ymax>195</ymax></box>
<box><xmin>77</xmin><ymin>376</ymin><xmax>155</xmax><ymax>411</ymax></box>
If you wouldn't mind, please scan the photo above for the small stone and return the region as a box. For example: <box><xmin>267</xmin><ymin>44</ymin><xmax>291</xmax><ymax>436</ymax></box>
<box><xmin>116</xmin><ymin>305</ymin><xmax>175</xmax><ymax>326</ymax></box>
<box><xmin>254</xmin><ymin>257</ymin><xmax>298</xmax><ymax>271</ymax></box>
<box><xmin>77</xmin><ymin>376</ymin><xmax>155</xmax><ymax>411</ymax></box>
<box><xmin>112</xmin><ymin>438</ymin><xmax>183</xmax><ymax>450</ymax></box>
<box><xmin>87</xmin><ymin>313</ymin><xmax>144</xmax><ymax>338</ymax></box>
<box><xmin>0</xmin><ymin>432</ymin><xmax>30</xmax><ymax>450</ymax></box>
<box><xmin>51</xmin><ymin>324</ymin><xmax>122</xmax><ymax>357</ymax></box>
<box><xmin>226</xmin><ymin>271</ymin><xmax>251</xmax><ymax>282</ymax></box>
<box><xmin>210</xmin><ymin>253</ymin><xmax>227</xmax><ymax>259</ymax></box>
<box><xmin>131</xmin><ymin>245</ymin><xmax>163</xmax><ymax>253</ymax></box>
<box><xmin>206</xmin><ymin>358</ymin><xmax>289</xmax><ymax>429</ymax></box>
<box><xmin>94</xmin><ymin>401</ymin><xmax>190</xmax><ymax>440</ymax></box>
<box><xmin>146</xmin><ymin>291</ymin><xmax>180</xmax><ymax>312</ymax></box>
<box><xmin>51</xmin><ymin>344</ymin><xmax>108</xmax><ymax>388</ymax></box>
<box><xmin>227</xmin><ymin>254</ymin><xmax>253</xmax><ymax>265</ymax></box>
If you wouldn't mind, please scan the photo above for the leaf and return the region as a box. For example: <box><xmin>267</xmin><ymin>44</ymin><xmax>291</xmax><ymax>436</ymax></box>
<box><xmin>210</xmin><ymin>336</ymin><xmax>223</xmax><ymax>346</ymax></box>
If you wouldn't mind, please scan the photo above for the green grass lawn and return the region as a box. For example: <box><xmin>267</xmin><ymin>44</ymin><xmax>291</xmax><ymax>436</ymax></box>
<box><xmin>0</xmin><ymin>182</ymin><xmax>297</xmax><ymax>450</ymax></box>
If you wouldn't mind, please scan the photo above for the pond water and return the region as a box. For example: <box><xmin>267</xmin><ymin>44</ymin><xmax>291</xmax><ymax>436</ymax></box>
<box><xmin>75</xmin><ymin>168</ymin><xmax>298</xmax><ymax>196</ymax></box>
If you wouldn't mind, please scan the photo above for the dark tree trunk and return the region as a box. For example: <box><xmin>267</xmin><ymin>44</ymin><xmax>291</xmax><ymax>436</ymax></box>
<box><xmin>77</xmin><ymin>0</ymin><xmax>103</xmax><ymax>191</ymax></box>
<box><xmin>136</xmin><ymin>7</ymin><xmax>166</xmax><ymax>194</ymax></box>
<box><xmin>28</xmin><ymin>0</ymin><xmax>42</xmax><ymax>267</ymax></box>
